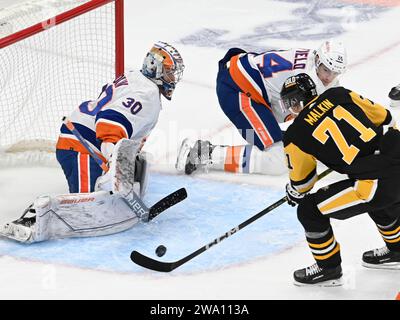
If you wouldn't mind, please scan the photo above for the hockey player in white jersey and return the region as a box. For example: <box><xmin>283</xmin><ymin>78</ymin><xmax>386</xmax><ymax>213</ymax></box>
<box><xmin>176</xmin><ymin>40</ymin><xmax>347</xmax><ymax>176</ymax></box>
<box><xmin>0</xmin><ymin>42</ymin><xmax>185</xmax><ymax>243</ymax></box>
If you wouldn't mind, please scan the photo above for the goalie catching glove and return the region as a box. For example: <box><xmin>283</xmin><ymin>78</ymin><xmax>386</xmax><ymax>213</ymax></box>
<box><xmin>285</xmin><ymin>183</ymin><xmax>307</xmax><ymax>207</ymax></box>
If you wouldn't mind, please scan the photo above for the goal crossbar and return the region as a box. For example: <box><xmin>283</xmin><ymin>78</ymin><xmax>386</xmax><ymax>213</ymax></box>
<box><xmin>0</xmin><ymin>0</ymin><xmax>124</xmax><ymax>77</ymax></box>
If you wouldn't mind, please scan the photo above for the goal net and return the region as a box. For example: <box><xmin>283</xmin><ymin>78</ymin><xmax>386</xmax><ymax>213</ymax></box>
<box><xmin>0</xmin><ymin>0</ymin><xmax>124</xmax><ymax>166</ymax></box>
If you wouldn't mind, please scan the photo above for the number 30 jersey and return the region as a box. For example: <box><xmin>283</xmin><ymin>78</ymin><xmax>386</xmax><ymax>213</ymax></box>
<box><xmin>229</xmin><ymin>48</ymin><xmax>338</xmax><ymax>123</ymax></box>
<box><xmin>56</xmin><ymin>70</ymin><xmax>162</xmax><ymax>159</ymax></box>
<box><xmin>283</xmin><ymin>87</ymin><xmax>394</xmax><ymax>193</ymax></box>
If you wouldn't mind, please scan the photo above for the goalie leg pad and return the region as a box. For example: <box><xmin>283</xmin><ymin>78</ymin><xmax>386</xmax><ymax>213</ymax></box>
<box><xmin>95</xmin><ymin>138</ymin><xmax>141</xmax><ymax>197</ymax></box>
<box><xmin>0</xmin><ymin>191</ymin><xmax>141</xmax><ymax>243</ymax></box>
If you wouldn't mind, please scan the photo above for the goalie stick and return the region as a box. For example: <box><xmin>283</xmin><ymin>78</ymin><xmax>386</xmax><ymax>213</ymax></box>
<box><xmin>63</xmin><ymin>117</ymin><xmax>188</xmax><ymax>221</ymax></box>
<box><xmin>122</xmin><ymin>187</ymin><xmax>187</xmax><ymax>222</ymax></box>
<box><xmin>130</xmin><ymin>168</ymin><xmax>333</xmax><ymax>272</ymax></box>
<box><xmin>63</xmin><ymin>117</ymin><xmax>109</xmax><ymax>172</ymax></box>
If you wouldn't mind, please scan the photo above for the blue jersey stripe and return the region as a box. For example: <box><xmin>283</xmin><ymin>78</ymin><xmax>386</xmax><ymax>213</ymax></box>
<box><xmin>96</xmin><ymin>109</ymin><xmax>133</xmax><ymax>138</ymax></box>
<box><xmin>60</xmin><ymin>123</ymin><xmax>99</xmax><ymax>149</ymax></box>
<box><xmin>242</xmin><ymin>145</ymin><xmax>253</xmax><ymax>173</ymax></box>
<box><xmin>239</xmin><ymin>55</ymin><xmax>271</xmax><ymax>106</ymax></box>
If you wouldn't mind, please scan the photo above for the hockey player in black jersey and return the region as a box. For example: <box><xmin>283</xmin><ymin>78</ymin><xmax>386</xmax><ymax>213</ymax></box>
<box><xmin>281</xmin><ymin>73</ymin><xmax>400</xmax><ymax>286</ymax></box>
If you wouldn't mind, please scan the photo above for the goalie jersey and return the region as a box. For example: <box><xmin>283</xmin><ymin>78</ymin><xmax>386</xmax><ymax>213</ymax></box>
<box><xmin>56</xmin><ymin>70</ymin><xmax>161</xmax><ymax>160</ymax></box>
<box><xmin>284</xmin><ymin>87</ymin><xmax>394</xmax><ymax>193</ymax></box>
<box><xmin>228</xmin><ymin>48</ymin><xmax>338</xmax><ymax>123</ymax></box>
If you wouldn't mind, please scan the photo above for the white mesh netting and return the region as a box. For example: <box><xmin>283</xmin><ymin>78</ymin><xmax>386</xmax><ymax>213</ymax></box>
<box><xmin>0</xmin><ymin>0</ymin><xmax>117</xmax><ymax>162</ymax></box>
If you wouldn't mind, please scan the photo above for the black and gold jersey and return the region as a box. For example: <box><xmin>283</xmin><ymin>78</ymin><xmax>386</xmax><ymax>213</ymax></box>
<box><xmin>284</xmin><ymin>87</ymin><xmax>393</xmax><ymax>193</ymax></box>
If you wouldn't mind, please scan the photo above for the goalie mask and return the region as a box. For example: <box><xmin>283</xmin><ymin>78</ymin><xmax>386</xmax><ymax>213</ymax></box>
<box><xmin>280</xmin><ymin>73</ymin><xmax>318</xmax><ymax>116</ymax></box>
<box><xmin>141</xmin><ymin>41</ymin><xmax>185</xmax><ymax>100</ymax></box>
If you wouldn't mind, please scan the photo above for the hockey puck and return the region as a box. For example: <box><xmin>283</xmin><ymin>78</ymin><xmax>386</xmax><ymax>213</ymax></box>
<box><xmin>155</xmin><ymin>245</ymin><xmax>167</xmax><ymax>257</ymax></box>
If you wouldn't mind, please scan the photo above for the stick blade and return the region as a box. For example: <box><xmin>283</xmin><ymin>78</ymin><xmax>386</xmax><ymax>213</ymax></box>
<box><xmin>148</xmin><ymin>188</ymin><xmax>187</xmax><ymax>220</ymax></box>
<box><xmin>130</xmin><ymin>250</ymin><xmax>177</xmax><ymax>272</ymax></box>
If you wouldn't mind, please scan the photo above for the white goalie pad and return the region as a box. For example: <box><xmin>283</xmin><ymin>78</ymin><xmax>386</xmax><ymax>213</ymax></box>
<box><xmin>95</xmin><ymin>138</ymin><xmax>142</xmax><ymax>197</ymax></box>
<box><xmin>0</xmin><ymin>190</ymin><xmax>144</xmax><ymax>243</ymax></box>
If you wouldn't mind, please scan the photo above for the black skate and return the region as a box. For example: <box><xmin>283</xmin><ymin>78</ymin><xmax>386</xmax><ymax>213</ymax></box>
<box><xmin>293</xmin><ymin>263</ymin><xmax>343</xmax><ymax>286</ymax></box>
<box><xmin>176</xmin><ymin>138</ymin><xmax>214</xmax><ymax>175</ymax></box>
<box><xmin>389</xmin><ymin>84</ymin><xmax>400</xmax><ymax>107</ymax></box>
<box><xmin>362</xmin><ymin>246</ymin><xmax>400</xmax><ymax>270</ymax></box>
<box><xmin>185</xmin><ymin>140</ymin><xmax>215</xmax><ymax>175</ymax></box>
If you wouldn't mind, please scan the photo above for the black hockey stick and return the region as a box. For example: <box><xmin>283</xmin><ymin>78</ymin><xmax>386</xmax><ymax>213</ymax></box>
<box><xmin>121</xmin><ymin>187</ymin><xmax>187</xmax><ymax>222</ymax></box>
<box><xmin>130</xmin><ymin>168</ymin><xmax>332</xmax><ymax>272</ymax></box>
<box><xmin>147</xmin><ymin>188</ymin><xmax>187</xmax><ymax>221</ymax></box>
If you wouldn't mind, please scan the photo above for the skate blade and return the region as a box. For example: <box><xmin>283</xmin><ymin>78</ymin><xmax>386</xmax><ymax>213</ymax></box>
<box><xmin>362</xmin><ymin>261</ymin><xmax>400</xmax><ymax>270</ymax></box>
<box><xmin>293</xmin><ymin>277</ymin><xmax>343</xmax><ymax>287</ymax></box>
<box><xmin>175</xmin><ymin>138</ymin><xmax>193</xmax><ymax>172</ymax></box>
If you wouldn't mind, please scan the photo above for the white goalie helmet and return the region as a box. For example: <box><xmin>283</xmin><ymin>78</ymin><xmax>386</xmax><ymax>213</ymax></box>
<box><xmin>315</xmin><ymin>40</ymin><xmax>347</xmax><ymax>74</ymax></box>
<box><xmin>141</xmin><ymin>41</ymin><xmax>185</xmax><ymax>100</ymax></box>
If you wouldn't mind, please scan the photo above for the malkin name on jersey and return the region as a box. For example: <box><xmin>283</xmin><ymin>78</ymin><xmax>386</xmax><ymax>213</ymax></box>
<box><xmin>303</xmin><ymin>99</ymin><xmax>335</xmax><ymax>126</ymax></box>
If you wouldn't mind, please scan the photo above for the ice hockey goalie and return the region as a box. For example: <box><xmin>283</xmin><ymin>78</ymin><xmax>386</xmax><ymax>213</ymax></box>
<box><xmin>0</xmin><ymin>139</ymin><xmax>149</xmax><ymax>243</ymax></box>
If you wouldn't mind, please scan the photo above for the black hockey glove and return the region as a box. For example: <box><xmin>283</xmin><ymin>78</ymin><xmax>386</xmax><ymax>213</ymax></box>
<box><xmin>285</xmin><ymin>183</ymin><xmax>306</xmax><ymax>207</ymax></box>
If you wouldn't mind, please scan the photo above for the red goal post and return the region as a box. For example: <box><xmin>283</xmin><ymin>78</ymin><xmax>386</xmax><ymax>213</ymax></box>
<box><xmin>0</xmin><ymin>0</ymin><xmax>124</xmax><ymax>166</ymax></box>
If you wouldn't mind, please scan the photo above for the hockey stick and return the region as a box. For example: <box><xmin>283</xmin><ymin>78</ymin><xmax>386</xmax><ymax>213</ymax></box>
<box><xmin>62</xmin><ymin>117</ymin><xmax>109</xmax><ymax>172</ymax></box>
<box><xmin>121</xmin><ymin>187</ymin><xmax>187</xmax><ymax>222</ymax></box>
<box><xmin>62</xmin><ymin>117</ymin><xmax>187</xmax><ymax>221</ymax></box>
<box><xmin>130</xmin><ymin>168</ymin><xmax>333</xmax><ymax>272</ymax></box>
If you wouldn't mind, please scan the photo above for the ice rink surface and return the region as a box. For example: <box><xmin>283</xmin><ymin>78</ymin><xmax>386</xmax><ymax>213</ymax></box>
<box><xmin>0</xmin><ymin>0</ymin><xmax>400</xmax><ymax>300</ymax></box>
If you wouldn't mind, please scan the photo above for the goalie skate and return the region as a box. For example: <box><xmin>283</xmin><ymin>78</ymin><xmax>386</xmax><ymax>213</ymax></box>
<box><xmin>0</xmin><ymin>221</ymin><xmax>33</xmax><ymax>242</ymax></box>
<box><xmin>0</xmin><ymin>206</ymin><xmax>36</xmax><ymax>243</ymax></box>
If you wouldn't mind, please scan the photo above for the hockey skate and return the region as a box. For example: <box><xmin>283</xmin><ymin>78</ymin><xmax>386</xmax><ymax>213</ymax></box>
<box><xmin>0</xmin><ymin>204</ymin><xmax>36</xmax><ymax>242</ymax></box>
<box><xmin>175</xmin><ymin>138</ymin><xmax>214</xmax><ymax>175</ymax></box>
<box><xmin>293</xmin><ymin>263</ymin><xmax>343</xmax><ymax>287</ymax></box>
<box><xmin>362</xmin><ymin>246</ymin><xmax>400</xmax><ymax>270</ymax></box>
<box><xmin>389</xmin><ymin>84</ymin><xmax>400</xmax><ymax>107</ymax></box>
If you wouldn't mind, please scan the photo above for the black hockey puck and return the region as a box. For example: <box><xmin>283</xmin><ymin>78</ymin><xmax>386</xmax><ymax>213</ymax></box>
<box><xmin>155</xmin><ymin>245</ymin><xmax>167</xmax><ymax>257</ymax></box>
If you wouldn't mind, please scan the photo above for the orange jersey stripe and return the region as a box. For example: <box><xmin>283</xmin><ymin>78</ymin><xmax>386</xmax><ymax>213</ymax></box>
<box><xmin>96</xmin><ymin>121</ymin><xmax>128</xmax><ymax>143</ymax></box>
<box><xmin>79</xmin><ymin>153</ymin><xmax>89</xmax><ymax>193</ymax></box>
<box><xmin>240</xmin><ymin>93</ymin><xmax>274</xmax><ymax>147</ymax></box>
<box><xmin>229</xmin><ymin>55</ymin><xmax>271</xmax><ymax>110</ymax></box>
<box><xmin>224</xmin><ymin>146</ymin><xmax>242</xmax><ymax>173</ymax></box>
<box><xmin>56</xmin><ymin>137</ymin><xmax>107</xmax><ymax>163</ymax></box>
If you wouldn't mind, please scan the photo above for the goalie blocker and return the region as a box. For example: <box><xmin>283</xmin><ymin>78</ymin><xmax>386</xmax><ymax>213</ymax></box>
<box><xmin>0</xmin><ymin>139</ymin><xmax>154</xmax><ymax>243</ymax></box>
